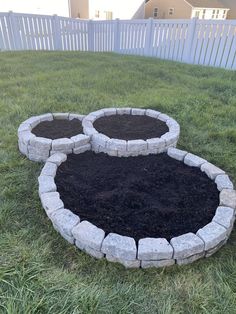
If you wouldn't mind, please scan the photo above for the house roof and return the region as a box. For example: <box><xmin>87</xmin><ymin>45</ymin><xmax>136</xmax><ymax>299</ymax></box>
<box><xmin>185</xmin><ymin>0</ymin><xmax>228</xmax><ymax>8</ymax></box>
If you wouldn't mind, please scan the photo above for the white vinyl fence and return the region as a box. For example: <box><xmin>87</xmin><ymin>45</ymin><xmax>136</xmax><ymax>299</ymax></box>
<box><xmin>0</xmin><ymin>11</ymin><xmax>236</xmax><ymax>70</ymax></box>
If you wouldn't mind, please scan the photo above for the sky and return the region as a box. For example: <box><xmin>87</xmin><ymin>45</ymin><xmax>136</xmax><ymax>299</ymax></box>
<box><xmin>0</xmin><ymin>0</ymin><xmax>70</xmax><ymax>17</ymax></box>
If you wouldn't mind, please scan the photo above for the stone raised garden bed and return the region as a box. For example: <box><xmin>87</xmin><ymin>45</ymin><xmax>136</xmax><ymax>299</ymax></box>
<box><xmin>82</xmin><ymin>108</ymin><xmax>180</xmax><ymax>156</ymax></box>
<box><xmin>18</xmin><ymin>113</ymin><xmax>90</xmax><ymax>162</ymax></box>
<box><xmin>38</xmin><ymin>148</ymin><xmax>236</xmax><ymax>269</ymax></box>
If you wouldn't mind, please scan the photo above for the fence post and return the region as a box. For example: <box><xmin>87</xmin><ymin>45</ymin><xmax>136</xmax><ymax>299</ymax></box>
<box><xmin>88</xmin><ymin>19</ymin><xmax>94</xmax><ymax>52</ymax></box>
<box><xmin>114</xmin><ymin>18</ymin><xmax>120</xmax><ymax>53</ymax></box>
<box><xmin>183</xmin><ymin>17</ymin><xmax>197</xmax><ymax>63</ymax></box>
<box><xmin>144</xmin><ymin>18</ymin><xmax>153</xmax><ymax>56</ymax></box>
<box><xmin>8</xmin><ymin>11</ymin><xmax>21</xmax><ymax>50</ymax></box>
<box><xmin>53</xmin><ymin>15</ymin><xmax>62</xmax><ymax>50</ymax></box>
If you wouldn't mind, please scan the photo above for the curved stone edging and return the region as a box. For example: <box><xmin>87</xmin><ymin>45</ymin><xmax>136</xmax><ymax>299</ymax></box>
<box><xmin>18</xmin><ymin>113</ymin><xmax>91</xmax><ymax>162</ymax></box>
<box><xmin>82</xmin><ymin>108</ymin><xmax>180</xmax><ymax>157</ymax></box>
<box><xmin>37</xmin><ymin>148</ymin><xmax>236</xmax><ymax>269</ymax></box>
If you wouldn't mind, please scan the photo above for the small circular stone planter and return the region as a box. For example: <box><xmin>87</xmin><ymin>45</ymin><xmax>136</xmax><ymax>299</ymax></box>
<box><xmin>18</xmin><ymin>113</ymin><xmax>91</xmax><ymax>162</ymax></box>
<box><xmin>38</xmin><ymin>148</ymin><xmax>235</xmax><ymax>269</ymax></box>
<box><xmin>82</xmin><ymin>108</ymin><xmax>180</xmax><ymax>157</ymax></box>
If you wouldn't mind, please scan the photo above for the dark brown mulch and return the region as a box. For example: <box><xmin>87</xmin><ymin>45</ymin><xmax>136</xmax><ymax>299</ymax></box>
<box><xmin>93</xmin><ymin>114</ymin><xmax>169</xmax><ymax>140</ymax></box>
<box><xmin>55</xmin><ymin>151</ymin><xmax>219</xmax><ymax>242</ymax></box>
<box><xmin>32</xmin><ymin>119</ymin><xmax>83</xmax><ymax>139</ymax></box>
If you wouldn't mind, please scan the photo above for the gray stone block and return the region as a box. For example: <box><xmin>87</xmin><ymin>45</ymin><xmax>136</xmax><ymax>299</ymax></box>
<box><xmin>141</xmin><ymin>259</ymin><xmax>175</xmax><ymax>269</ymax></box>
<box><xmin>72</xmin><ymin>221</ymin><xmax>105</xmax><ymax>251</ymax></box>
<box><xmin>83</xmin><ymin>127</ymin><xmax>98</xmax><ymax>136</ymax></box>
<box><xmin>52</xmin><ymin>138</ymin><xmax>74</xmax><ymax>152</ymax></box>
<box><xmin>30</xmin><ymin>137</ymin><xmax>52</xmax><ymax>151</ymax></box>
<box><xmin>201</xmin><ymin>162</ymin><xmax>225</xmax><ymax>180</ymax></box>
<box><xmin>106</xmin><ymin>255</ymin><xmax>140</xmax><ymax>268</ymax></box>
<box><xmin>167</xmin><ymin>147</ymin><xmax>188</xmax><ymax>161</ymax></box>
<box><xmin>39</xmin><ymin>113</ymin><xmax>53</xmax><ymax>122</ymax></box>
<box><xmin>40</xmin><ymin>192</ymin><xmax>64</xmax><ymax>217</ymax></box>
<box><xmin>28</xmin><ymin>153</ymin><xmax>48</xmax><ymax>162</ymax></box>
<box><xmin>51</xmin><ymin>208</ymin><xmax>80</xmax><ymax>238</ymax></box>
<box><xmin>41</xmin><ymin>162</ymin><xmax>57</xmax><ymax>177</ymax></box>
<box><xmin>127</xmin><ymin>140</ymin><xmax>147</xmax><ymax>152</ymax></box>
<box><xmin>52</xmin><ymin>224</ymin><xmax>74</xmax><ymax>244</ymax></box>
<box><xmin>215</xmin><ymin>174</ymin><xmax>233</xmax><ymax>191</ymax></box>
<box><xmin>82</xmin><ymin>120</ymin><xmax>94</xmax><ymax>129</ymax></box>
<box><xmin>184</xmin><ymin>153</ymin><xmax>206</xmax><ymax>168</ymax></box>
<box><xmin>78</xmin><ymin>245</ymin><xmax>104</xmax><ymax>259</ymax></box>
<box><xmin>145</xmin><ymin>109</ymin><xmax>161</xmax><ymax>118</ymax></box>
<box><xmin>170</xmin><ymin>232</ymin><xmax>204</xmax><ymax>259</ymax></box>
<box><xmin>38</xmin><ymin>175</ymin><xmax>57</xmax><ymax>195</ymax></box>
<box><xmin>47</xmin><ymin>153</ymin><xmax>67</xmax><ymax>166</ymax></box>
<box><xmin>205</xmin><ymin>239</ymin><xmax>227</xmax><ymax>257</ymax></box>
<box><xmin>146</xmin><ymin>138</ymin><xmax>165</xmax><ymax>151</ymax></box>
<box><xmin>158</xmin><ymin>113</ymin><xmax>170</xmax><ymax>122</ymax></box>
<box><xmin>161</xmin><ymin>132</ymin><xmax>179</xmax><ymax>146</ymax></box>
<box><xmin>220</xmin><ymin>189</ymin><xmax>236</xmax><ymax>209</ymax></box>
<box><xmin>138</xmin><ymin>238</ymin><xmax>173</xmax><ymax>260</ymax></box>
<box><xmin>92</xmin><ymin>134</ymin><xmax>109</xmax><ymax>148</ymax></box>
<box><xmin>26</xmin><ymin>116</ymin><xmax>41</xmax><ymax>128</ymax></box>
<box><xmin>18</xmin><ymin>123</ymin><xmax>31</xmax><ymax>134</ymax></box>
<box><xmin>107</xmin><ymin>139</ymin><xmax>127</xmax><ymax>151</ymax></box>
<box><xmin>50</xmin><ymin>150</ymin><xmax>72</xmax><ymax>156</ymax></box>
<box><xmin>73</xmin><ymin>144</ymin><xmax>91</xmax><ymax>154</ymax></box>
<box><xmin>28</xmin><ymin>146</ymin><xmax>50</xmax><ymax>159</ymax></box>
<box><xmin>196</xmin><ymin>222</ymin><xmax>227</xmax><ymax>251</ymax></box>
<box><xmin>53</xmin><ymin>113</ymin><xmax>69</xmax><ymax>120</ymax></box>
<box><xmin>102</xmin><ymin>108</ymin><xmax>117</xmax><ymax>116</ymax></box>
<box><xmin>116</xmin><ymin>108</ymin><xmax>131</xmax><ymax>115</ymax></box>
<box><xmin>177</xmin><ymin>252</ymin><xmax>205</xmax><ymax>265</ymax></box>
<box><xmin>101</xmin><ymin>233</ymin><xmax>137</xmax><ymax>261</ymax></box>
<box><xmin>212</xmin><ymin>206</ymin><xmax>235</xmax><ymax>231</ymax></box>
<box><xmin>131</xmin><ymin>108</ymin><xmax>146</xmax><ymax>115</ymax></box>
<box><xmin>18</xmin><ymin>140</ymin><xmax>28</xmax><ymax>155</ymax></box>
<box><xmin>69</xmin><ymin>113</ymin><xmax>84</xmax><ymax>121</ymax></box>
<box><xmin>71</xmin><ymin>134</ymin><xmax>90</xmax><ymax>147</ymax></box>
<box><xmin>20</xmin><ymin>130</ymin><xmax>36</xmax><ymax>145</ymax></box>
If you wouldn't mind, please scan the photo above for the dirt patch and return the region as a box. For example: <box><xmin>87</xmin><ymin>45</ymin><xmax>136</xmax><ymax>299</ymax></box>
<box><xmin>32</xmin><ymin>119</ymin><xmax>83</xmax><ymax>139</ymax></box>
<box><xmin>93</xmin><ymin>114</ymin><xmax>169</xmax><ymax>140</ymax></box>
<box><xmin>55</xmin><ymin>151</ymin><xmax>219</xmax><ymax>241</ymax></box>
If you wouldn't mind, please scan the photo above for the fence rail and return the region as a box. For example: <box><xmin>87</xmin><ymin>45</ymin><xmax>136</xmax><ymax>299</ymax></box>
<box><xmin>0</xmin><ymin>12</ymin><xmax>236</xmax><ymax>70</ymax></box>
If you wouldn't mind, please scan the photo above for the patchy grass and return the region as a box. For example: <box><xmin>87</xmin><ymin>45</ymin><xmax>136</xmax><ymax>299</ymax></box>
<box><xmin>0</xmin><ymin>51</ymin><xmax>236</xmax><ymax>314</ymax></box>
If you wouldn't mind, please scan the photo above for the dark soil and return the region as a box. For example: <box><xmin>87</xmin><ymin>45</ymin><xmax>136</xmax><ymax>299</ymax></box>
<box><xmin>55</xmin><ymin>152</ymin><xmax>219</xmax><ymax>241</ymax></box>
<box><xmin>93</xmin><ymin>114</ymin><xmax>169</xmax><ymax>140</ymax></box>
<box><xmin>32</xmin><ymin>119</ymin><xmax>83</xmax><ymax>139</ymax></box>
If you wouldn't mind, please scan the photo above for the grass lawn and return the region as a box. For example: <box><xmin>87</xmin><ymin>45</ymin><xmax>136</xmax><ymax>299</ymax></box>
<box><xmin>0</xmin><ymin>51</ymin><xmax>236</xmax><ymax>313</ymax></box>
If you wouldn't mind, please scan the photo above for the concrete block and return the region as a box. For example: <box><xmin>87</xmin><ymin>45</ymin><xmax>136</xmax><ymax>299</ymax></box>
<box><xmin>167</xmin><ymin>147</ymin><xmax>188</xmax><ymax>161</ymax></box>
<box><xmin>38</xmin><ymin>175</ymin><xmax>57</xmax><ymax>195</ymax></box>
<box><xmin>196</xmin><ymin>222</ymin><xmax>227</xmax><ymax>251</ymax></box>
<box><xmin>39</xmin><ymin>113</ymin><xmax>53</xmax><ymax>122</ymax></box>
<box><xmin>40</xmin><ymin>192</ymin><xmax>64</xmax><ymax>217</ymax></box>
<box><xmin>220</xmin><ymin>189</ymin><xmax>236</xmax><ymax>209</ymax></box>
<box><xmin>41</xmin><ymin>162</ymin><xmax>57</xmax><ymax>177</ymax></box>
<box><xmin>176</xmin><ymin>252</ymin><xmax>205</xmax><ymax>265</ymax></box>
<box><xmin>215</xmin><ymin>174</ymin><xmax>233</xmax><ymax>191</ymax></box>
<box><xmin>102</xmin><ymin>108</ymin><xmax>117</xmax><ymax>116</ymax></box>
<box><xmin>53</xmin><ymin>113</ymin><xmax>69</xmax><ymax>120</ymax></box>
<box><xmin>73</xmin><ymin>144</ymin><xmax>91</xmax><ymax>154</ymax></box>
<box><xmin>138</xmin><ymin>238</ymin><xmax>173</xmax><ymax>260</ymax></box>
<box><xmin>141</xmin><ymin>259</ymin><xmax>175</xmax><ymax>268</ymax></box>
<box><xmin>145</xmin><ymin>109</ymin><xmax>161</xmax><ymax>118</ymax></box>
<box><xmin>131</xmin><ymin>108</ymin><xmax>146</xmax><ymax>115</ymax></box>
<box><xmin>116</xmin><ymin>108</ymin><xmax>131</xmax><ymax>115</ymax></box>
<box><xmin>52</xmin><ymin>138</ymin><xmax>74</xmax><ymax>152</ymax></box>
<box><xmin>47</xmin><ymin>153</ymin><xmax>67</xmax><ymax>166</ymax></box>
<box><xmin>201</xmin><ymin>162</ymin><xmax>225</xmax><ymax>180</ymax></box>
<box><xmin>51</xmin><ymin>208</ymin><xmax>80</xmax><ymax>238</ymax></box>
<box><xmin>106</xmin><ymin>255</ymin><xmax>140</xmax><ymax>268</ymax></box>
<box><xmin>107</xmin><ymin>139</ymin><xmax>127</xmax><ymax>151</ymax></box>
<box><xmin>127</xmin><ymin>140</ymin><xmax>147</xmax><ymax>152</ymax></box>
<box><xmin>71</xmin><ymin>134</ymin><xmax>90</xmax><ymax>147</ymax></box>
<box><xmin>212</xmin><ymin>206</ymin><xmax>235</xmax><ymax>231</ymax></box>
<box><xmin>69</xmin><ymin>113</ymin><xmax>84</xmax><ymax>121</ymax></box>
<box><xmin>184</xmin><ymin>153</ymin><xmax>206</xmax><ymax>168</ymax></box>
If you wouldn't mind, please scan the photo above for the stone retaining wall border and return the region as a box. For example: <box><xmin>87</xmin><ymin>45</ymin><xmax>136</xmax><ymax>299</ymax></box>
<box><xmin>38</xmin><ymin>148</ymin><xmax>236</xmax><ymax>269</ymax></box>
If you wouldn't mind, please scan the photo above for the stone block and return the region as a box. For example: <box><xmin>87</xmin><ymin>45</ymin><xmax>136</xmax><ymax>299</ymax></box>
<box><xmin>73</xmin><ymin>144</ymin><xmax>91</xmax><ymax>154</ymax></box>
<box><xmin>161</xmin><ymin>132</ymin><xmax>179</xmax><ymax>146</ymax></box>
<box><xmin>72</xmin><ymin>221</ymin><xmax>105</xmax><ymax>251</ymax></box>
<box><xmin>215</xmin><ymin>174</ymin><xmax>233</xmax><ymax>191</ymax></box>
<box><xmin>52</xmin><ymin>138</ymin><xmax>74</xmax><ymax>153</ymax></box>
<box><xmin>80</xmin><ymin>245</ymin><xmax>104</xmax><ymax>259</ymax></box>
<box><xmin>145</xmin><ymin>109</ymin><xmax>161</xmax><ymax>118</ymax></box>
<box><xmin>82</xmin><ymin>120</ymin><xmax>93</xmax><ymax>129</ymax></box>
<box><xmin>38</xmin><ymin>175</ymin><xmax>57</xmax><ymax>195</ymax></box>
<box><xmin>106</xmin><ymin>255</ymin><xmax>140</xmax><ymax>268</ymax></box>
<box><xmin>92</xmin><ymin>134</ymin><xmax>109</xmax><ymax>148</ymax></box>
<box><xmin>41</xmin><ymin>162</ymin><xmax>57</xmax><ymax>177</ymax></box>
<box><xmin>107</xmin><ymin>139</ymin><xmax>127</xmax><ymax>151</ymax></box>
<box><xmin>71</xmin><ymin>134</ymin><xmax>90</xmax><ymax>147</ymax></box>
<box><xmin>101</xmin><ymin>233</ymin><xmax>137</xmax><ymax>261</ymax></box>
<box><xmin>158</xmin><ymin>113</ymin><xmax>170</xmax><ymax>122</ymax></box>
<box><xmin>18</xmin><ymin>140</ymin><xmax>28</xmax><ymax>155</ymax></box>
<box><xmin>127</xmin><ymin>140</ymin><xmax>147</xmax><ymax>152</ymax></box>
<box><xmin>51</xmin><ymin>208</ymin><xmax>80</xmax><ymax>238</ymax></box>
<box><xmin>39</xmin><ymin>113</ymin><xmax>53</xmax><ymax>122</ymax></box>
<box><xmin>205</xmin><ymin>239</ymin><xmax>227</xmax><ymax>257</ymax></box>
<box><xmin>28</xmin><ymin>153</ymin><xmax>48</xmax><ymax>162</ymax></box>
<box><xmin>196</xmin><ymin>222</ymin><xmax>227</xmax><ymax>251</ymax></box>
<box><xmin>184</xmin><ymin>153</ymin><xmax>206</xmax><ymax>168</ymax></box>
<box><xmin>138</xmin><ymin>238</ymin><xmax>173</xmax><ymax>260</ymax></box>
<box><xmin>83</xmin><ymin>127</ymin><xmax>98</xmax><ymax>136</ymax></box>
<box><xmin>212</xmin><ymin>206</ymin><xmax>235</xmax><ymax>231</ymax></box>
<box><xmin>40</xmin><ymin>191</ymin><xmax>64</xmax><ymax>217</ymax></box>
<box><xmin>141</xmin><ymin>259</ymin><xmax>175</xmax><ymax>269</ymax></box>
<box><xmin>131</xmin><ymin>108</ymin><xmax>146</xmax><ymax>115</ymax></box>
<box><xmin>26</xmin><ymin>116</ymin><xmax>41</xmax><ymax>128</ymax></box>
<box><xmin>176</xmin><ymin>251</ymin><xmax>205</xmax><ymax>265</ymax></box>
<box><xmin>30</xmin><ymin>137</ymin><xmax>52</xmax><ymax>151</ymax></box>
<box><xmin>53</xmin><ymin>113</ymin><xmax>69</xmax><ymax>120</ymax></box>
<box><xmin>69</xmin><ymin>113</ymin><xmax>84</xmax><ymax>121</ymax></box>
<box><xmin>167</xmin><ymin>147</ymin><xmax>188</xmax><ymax>161</ymax></box>
<box><xmin>47</xmin><ymin>153</ymin><xmax>67</xmax><ymax>166</ymax></box>
<box><xmin>116</xmin><ymin>108</ymin><xmax>131</xmax><ymax>115</ymax></box>
<box><xmin>20</xmin><ymin>130</ymin><xmax>36</xmax><ymax>145</ymax></box>
<box><xmin>146</xmin><ymin>138</ymin><xmax>165</xmax><ymax>150</ymax></box>
<box><xmin>18</xmin><ymin>123</ymin><xmax>31</xmax><ymax>134</ymax></box>
<box><xmin>201</xmin><ymin>162</ymin><xmax>225</xmax><ymax>180</ymax></box>
<box><xmin>90</xmin><ymin>110</ymin><xmax>105</xmax><ymax>119</ymax></box>
<box><xmin>102</xmin><ymin>108</ymin><xmax>117</xmax><ymax>116</ymax></box>
<box><xmin>220</xmin><ymin>189</ymin><xmax>236</xmax><ymax>209</ymax></box>
<box><xmin>170</xmin><ymin>232</ymin><xmax>204</xmax><ymax>259</ymax></box>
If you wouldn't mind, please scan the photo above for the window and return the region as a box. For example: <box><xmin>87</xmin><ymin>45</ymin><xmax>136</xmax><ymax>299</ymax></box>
<box><xmin>153</xmin><ymin>7</ymin><xmax>158</xmax><ymax>18</ymax></box>
<box><xmin>195</xmin><ymin>10</ymin><xmax>200</xmax><ymax>18</ymax></box>
<box><xmin>105</xmin><ymin>11</ymin><xmax>113</xmax><ymax>20</ymax></box>
<box><xmin>216</xmin><ymin>9</ymin><xmax>219</xmax><ymax>19</ymax></box>
<box><xmin>223</xmin><ymin>9</ymin><xmax>227</xmax><ymax>19</ymax></box>
<box><xmin>212</xmin><ymin>9</ymin><xmax>215</xmax><ymax>19</ymax></box>
<box><xmin>169</xmin><ymin>8</ymin><xmax>174</xmax><ymax>15</ymax></box>
<box><xmin>202</xmin><ymin>9</ymin><xmax>206</xmax><ymax>19</ymax></box>
<box><xmin>95</xmin><ymin>10</ymin><xmax>100</xmax><ymax>18</ymax></box>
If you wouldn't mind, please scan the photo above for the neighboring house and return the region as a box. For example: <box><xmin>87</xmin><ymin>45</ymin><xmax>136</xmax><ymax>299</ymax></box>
<box><xmin>69</xmin><ymin>0</ymin><xmax>145</xmax><ymax>20</ymax></box>
<box><xmin>145</xmin><ymin>0</ymin><xmax>230</xmax><ymax>20</ymax></box>
<box><xmin>221</xmin><ymin>0</ymin><xmax>236</xmax><ymax>18</ymax></box>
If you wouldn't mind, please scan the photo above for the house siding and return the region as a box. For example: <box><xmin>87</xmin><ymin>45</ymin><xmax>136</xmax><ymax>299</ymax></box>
<box><xmin>70</xmin><ymin>0</ymin><xmax>89</xmax><ymax>18</ymax></box>
<box><xmin>145</xmin><ymin>0</ymin><xmax>192</xmax><ymax>19</ymax></box>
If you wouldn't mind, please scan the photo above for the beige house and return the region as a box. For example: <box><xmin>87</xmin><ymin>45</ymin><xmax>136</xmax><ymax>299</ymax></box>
<box><xmin>221</xmin><ymin>0</ymin><xmax>236</xmax><ymax>19</ymax></box>
<box><xmin>69</xmin><ymin>0</ymin><xmax>145</xmax><ymax>20</ymax></box>
<box><xmin>145</xmin><ymin>0</ymin><xmax>230</xmax><ymax>20</ymax></box>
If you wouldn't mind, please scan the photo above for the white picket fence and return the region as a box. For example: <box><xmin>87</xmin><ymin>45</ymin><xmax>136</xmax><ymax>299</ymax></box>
<box><xmin>0</xmin><ymin>11</ymin><xmax>236</xmax><ymax>70</ymax></box>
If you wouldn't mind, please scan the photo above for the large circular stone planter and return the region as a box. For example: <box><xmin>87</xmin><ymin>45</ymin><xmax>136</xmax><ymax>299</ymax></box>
<box><xmin>18</xmin><ymin>113</ymin><xmax>91</xmax><ymax>162</ymax></box>
<box><xmin>82</xmin><ymin>108</ymin><xmax>180</xmax><ymax>157</ymax></box>
<box><xmin>38</xmin><ymin>148</ymin><xmax>235</xmax><ymax>269</ymax></box>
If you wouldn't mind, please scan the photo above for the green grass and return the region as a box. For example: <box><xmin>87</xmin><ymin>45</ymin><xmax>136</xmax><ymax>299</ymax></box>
<box><xmin>0</xmin><ymin>51</ymin><xmax>236</xmax><ymax>314</ymax></box>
